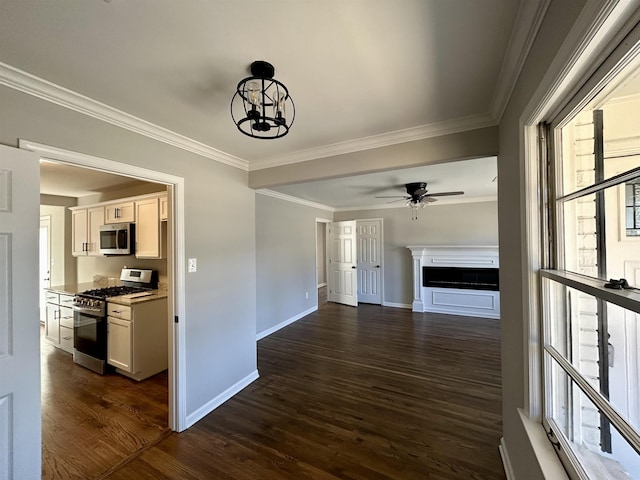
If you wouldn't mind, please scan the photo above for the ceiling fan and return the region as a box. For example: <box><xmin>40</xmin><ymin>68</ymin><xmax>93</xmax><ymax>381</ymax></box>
<box><xmin>375</xmin><ymin>182</ymin><xmax>464</xmax><ymax>219</ymax></box>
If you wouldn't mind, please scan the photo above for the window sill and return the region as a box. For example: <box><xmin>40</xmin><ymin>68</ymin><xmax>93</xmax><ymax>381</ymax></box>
<box><xmin>517</xmin><ymin>409</ymin><xmax>569</xmax><ymax>480</ymax></box>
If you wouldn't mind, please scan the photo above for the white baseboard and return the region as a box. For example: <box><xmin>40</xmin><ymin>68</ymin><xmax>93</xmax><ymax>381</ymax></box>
<box><xmin>186</xmin><ymin>369</ymin><xmax>259</xmax><ymax>429</ymax></box>
<box><xmin>382</xmin><ymin>302</ymin><xmax>413</xmax><ymax>309</ymax></box>
<box><xmin>256</xmin><ymin>306</ymin><xmax>318</xmax><ymax>341</ymax></box>
<box><xmin>499</xmin><ymin>437</ymin><xmax>515</xmax><ymax>480</ymax></box>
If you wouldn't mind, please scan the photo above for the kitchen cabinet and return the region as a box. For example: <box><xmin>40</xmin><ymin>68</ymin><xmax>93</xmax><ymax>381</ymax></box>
<box><xmin>45</xmin><ymin>291</ymin><xmax>75</xmax><ymax>354</ymax></box>
<box><xmin>107</xmin><ymin>316</ymin><xmax>132</xmax><ymax>371</ymax></box>
<box><xmin>107</xmin><ymin>298</ymin><xmax>167</xmax><ymax>381</ymax></box>
<box><xmin>71</xmin><ymin>206</ymin><xmax>104</xmax><ymax>256</ymax></box>
<box><xmin>135</xmin><ymin>197</ymin><xmax>166</xmax><ymax>259</ymax></box>
<box><xmin>160</xmin><ymin>194</ymin><xmax>168</xmax><ymax>221</ymax></box>
<box><xmin>104</xmin><ymin>201</ymin><xmax>135</xmax><ymax>224</ymax></box>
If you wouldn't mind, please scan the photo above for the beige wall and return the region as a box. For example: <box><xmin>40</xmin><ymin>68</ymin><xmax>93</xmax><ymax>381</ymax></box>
<box><xmin>249</xmin><ymin>126</ymin><xmax>499</xmax><ymax>188</ymax></box>
<box><xmin>1</xmin><ymin>84</ymin><xmax>257</xmax><ymax>418</ymax></box>
<box><xmin>255</xmin><ymin>194</ymin><xmax>332</xmax><ymax>336</ymax></box>
<box><xmin>497</xmin><ymin>0</ymin><xmax>587</xmax><ymax>478</ymax></box>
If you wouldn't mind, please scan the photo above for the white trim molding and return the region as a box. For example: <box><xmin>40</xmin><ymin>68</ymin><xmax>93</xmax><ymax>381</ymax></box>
<box><xmin>256</xmin><ymin>189</ymin><xmax>335</xmax><ymax>212</ymax></box>
<box><xmin>499</xmin><ymin>437</ymin><xmax>515</xmax><ymax>480</ymax></box>
<box><xmin>0</xmin><ymin>62</ymin><xmax>248</xmax><ymax>171</ymax></box>
<box><xmin>489</xmin><ymin>0</ymin><xmax>551</xmax><ymax>123</ymax></box>
<box><xmin>185</xmin><ymin>370</ymin><xmax>259</xmax><ymax>429</ymax></box>
<box><xmin>256</xmin><ymin>306</ymin><xmax>318</xmax><ymax>341</ymax></box>
<box><xmin>382</xmin><ymin>302</ymin><xmax>412</xmax><ymax>309</ymax></box>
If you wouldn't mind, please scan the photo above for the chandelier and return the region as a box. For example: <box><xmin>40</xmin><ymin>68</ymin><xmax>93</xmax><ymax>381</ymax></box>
<box><xmin>230</xmin><ymin>60</ymin><xmax>295</xmax><ymax>139</ymax></box>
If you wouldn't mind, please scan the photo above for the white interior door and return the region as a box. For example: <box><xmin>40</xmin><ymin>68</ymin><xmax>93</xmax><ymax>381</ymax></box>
<box><xmin>0</xmin><ymin>144</ymin><xmax>41</xmax><ymax>480</ymax></box>
<box><xmin>328</xmin><ymin>221</ymin><xmax>358</xmax><ymax>307</ymax></box>
<box><xmin>357</xmin><ymin>219</ymin><xmax>382</xmax><ymax>305</ymax></box>
<box><xmin>39</xmin><ymin>216</ymin><xmax>51</xmax><ymax>323</ymax></box>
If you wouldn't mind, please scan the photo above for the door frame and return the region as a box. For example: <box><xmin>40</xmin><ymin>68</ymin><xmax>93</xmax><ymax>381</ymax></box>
<box><xmin>19</xmin><ymin>139</ymin><xmax>187</xmax><ymax>432</ymax></box>
<box><xmin>315</xmin><ymin>217</ymin><xmax>331</xmax><ymax>292</ymax></box>
<box><xmin>39</xmin><ymin>215</ymin><xmax>51</xmax><ymax>322</ymax></box>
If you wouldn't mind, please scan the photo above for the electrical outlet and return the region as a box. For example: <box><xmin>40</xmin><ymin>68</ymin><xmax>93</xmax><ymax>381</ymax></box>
<box><xmin>188</xmin><ymin>258</ymin><xmax>197</xmax><ymax>273</ymax></box>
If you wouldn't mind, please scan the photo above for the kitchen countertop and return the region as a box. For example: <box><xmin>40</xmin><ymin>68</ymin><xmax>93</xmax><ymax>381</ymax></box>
<box><xmin>47</xmin><ymin>283</ymin><xmax>167</xmax><ymax>305</ymax></box>
<box><xmin>107</xmin><ymin>290</ymin><xmax>167</xmax><ymax>306</ymax></box>
<box><xmin>47</xmin><ymin>282</ymin><xmax>104</xmax><ymax>295</ymax></box>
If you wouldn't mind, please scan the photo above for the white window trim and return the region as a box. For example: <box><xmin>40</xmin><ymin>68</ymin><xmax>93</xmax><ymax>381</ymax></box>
<box><xmin>521</xmin><ymin>0</ymin><xmax>640</xmax><ymax>424</ymax></box>
<box><xmin>506</xmin><ymin>1</ymin><xmax>640</xmax><ymax>478</ymax></box>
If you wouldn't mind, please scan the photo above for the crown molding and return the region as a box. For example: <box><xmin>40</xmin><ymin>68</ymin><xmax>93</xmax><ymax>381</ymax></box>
<box><xmin>249</xmin><ymin>113</ymin><xmax>496</xmax><ymax>171</ymax></box>
<box><xmin>256</xmin><ymin>189</ymin><xmax>335</xmax><ymax>212</ymax></box>
<box><xmin>489</xmin><ymin>0</ymin><xmax>550</xmax><ymax>123</ymax></box>
<box><xmin>0</xmin><ymin>62</ymin><xmax>249</xmax><ymax>171</ymax></box>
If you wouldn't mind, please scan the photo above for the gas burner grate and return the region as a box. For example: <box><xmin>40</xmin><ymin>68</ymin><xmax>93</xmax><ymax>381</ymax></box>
<box><xmin>79</xmin><ymin>286</ymin><xmax>149</xmax><ymax>299</ymax></box>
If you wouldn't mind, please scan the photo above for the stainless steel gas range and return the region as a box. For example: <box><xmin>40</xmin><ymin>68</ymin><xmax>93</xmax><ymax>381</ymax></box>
<box><xmin>73</xmin><ymin>268</ymin><xmax>157</xmax><ymax>374</ymax></box>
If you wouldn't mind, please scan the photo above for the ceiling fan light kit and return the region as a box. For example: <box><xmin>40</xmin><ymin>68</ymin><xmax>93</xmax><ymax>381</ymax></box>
<box><xmin>230</xmin><ymin>60</ymin><xmax>296</xmax><ymax>139</ymax></box>
<box><xmin>375</xmin><ymin>182</ymin><xmax>464</xmax><ymax>220</ymax></box>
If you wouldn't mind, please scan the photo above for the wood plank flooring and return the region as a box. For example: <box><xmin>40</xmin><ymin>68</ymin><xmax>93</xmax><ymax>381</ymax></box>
<box><xmin>105</xmin><ymin>303</ymin><xmax>505</xmax><ymax>480</ymax></box>
<box><xmin>41</xmin><ymin>335</ymin><xmax>169</xmax><ymax>480</ymax></box>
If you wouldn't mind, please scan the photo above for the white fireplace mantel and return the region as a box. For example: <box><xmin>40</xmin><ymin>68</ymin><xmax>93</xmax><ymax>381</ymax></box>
<box><xmin>407</xmin><ymin>245</ymin><xmax>500</xmax><ymax>318</ymax></box>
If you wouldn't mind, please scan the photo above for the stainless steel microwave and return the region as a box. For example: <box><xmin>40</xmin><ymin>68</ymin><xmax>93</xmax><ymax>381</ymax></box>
<box><xmin>99</xmin><ymin>223</ymin><xmax>134</xmax><ymax>255</ymax></box>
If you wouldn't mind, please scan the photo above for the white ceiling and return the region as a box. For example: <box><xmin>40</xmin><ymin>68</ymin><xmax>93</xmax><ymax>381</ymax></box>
<box><xmin>268</xmin><ymin>156</ymin><xmax>497</xmax><ymax>209</ymax></box>
<box><xmin>0</xmin><ymin>0</ymin><xmax>538</xmax><ymax>204</ymax></box>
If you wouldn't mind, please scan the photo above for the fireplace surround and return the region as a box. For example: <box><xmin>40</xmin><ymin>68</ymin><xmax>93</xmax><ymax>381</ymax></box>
<box><xmin>407</xmin><ymin>245</ymin><xmax>500</xmax><ymax>318</ymax></box>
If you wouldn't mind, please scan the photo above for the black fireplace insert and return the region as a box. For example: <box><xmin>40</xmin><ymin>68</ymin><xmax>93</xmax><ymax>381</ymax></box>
<box><xmin>423</xmin><ymin>266</ymin><xmax>499</xmax><ymax>291</ymax></box>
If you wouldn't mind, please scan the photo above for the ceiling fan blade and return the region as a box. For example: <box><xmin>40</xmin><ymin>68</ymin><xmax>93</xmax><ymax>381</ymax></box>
<box><xmin>386</xmin><ymin>198</ymin><xmax>409</xmax><ymax>204</ymax></box>
<box><xmin>413</xmin><ymin>187</ymin><xmax>427</xmax><ymax>196</ymax></box>
<box><xmin>423</xmin><ymin>191</ymin><xmax>464</xmax><ymax>197</ymax></box>
<box><xmin>421</xmin><ymin>197</ymin><xmax>438</xmax><ymax>203</ymax></box>
<box><xmin>374</xmin><ymin>195</ymin><xmax>409</xmax><ymax>199</ymax></box>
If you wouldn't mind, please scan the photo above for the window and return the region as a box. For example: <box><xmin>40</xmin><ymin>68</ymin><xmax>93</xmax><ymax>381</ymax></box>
<box><xmin>626</xmin><ymin>181</ymin><xmax>640</xmax><ymax>236</ymax></box>
<box><xmin>541</xmin><ymin>58</ymin><xmax>640</xmax><ymax>478</ymax></box>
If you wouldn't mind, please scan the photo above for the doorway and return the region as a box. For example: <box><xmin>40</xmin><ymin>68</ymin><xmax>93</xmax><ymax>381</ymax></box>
<box><xmin>316</xmin><ymin>218</ymin><xmax>330</xmax><ymax>307</ymax></box>
<box><xmin>21</xmin><ymin>140</ymin><xmax>186</xmax><ymax>475</ymax></box>
<box><xmin>326</xmin><ymin>218</ymin><xmax>383</xmax><ymax>307</ymax></box>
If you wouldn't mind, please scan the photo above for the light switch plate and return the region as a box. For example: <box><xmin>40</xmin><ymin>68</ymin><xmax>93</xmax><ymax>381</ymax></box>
<box><xmin>188</xmin><ymin>258</ymin><xmax>197</xmax><ymax>273</ymax></box>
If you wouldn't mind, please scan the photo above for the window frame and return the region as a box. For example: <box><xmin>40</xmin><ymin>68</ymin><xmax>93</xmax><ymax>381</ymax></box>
<box><xmin>540</xmin><ymin>66</ymin><xmax>640</xmax><ymax>480</ymax></box>
<box><xmin>531</xmin><ymin>10</ymin><xmax>640</xmax><ymax>478</ymax></box>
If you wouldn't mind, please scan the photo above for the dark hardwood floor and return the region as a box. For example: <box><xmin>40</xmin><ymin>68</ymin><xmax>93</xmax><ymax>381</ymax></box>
<box><xmin>41</xmin><ymin>333</ymin><xmax>169</xmax><ymax>480</ymax></box>
<box><xmin>105</xmin><ymin>303</ymin><xmax>505</xmax><ymax>480</ymax></box>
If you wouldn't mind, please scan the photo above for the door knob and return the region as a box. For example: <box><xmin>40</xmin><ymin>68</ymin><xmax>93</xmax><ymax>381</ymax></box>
<box><xmin>376</xmin><ymin>265</ymin><xmax>380</xmax><ymax>268</ymax></box>
<box><xmin>351</xmin><ymin>266</ymin><xmax>357</xmax><ymax>269</ymax></box>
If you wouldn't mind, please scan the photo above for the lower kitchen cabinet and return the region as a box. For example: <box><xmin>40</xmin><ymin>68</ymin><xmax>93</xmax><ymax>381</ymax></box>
<box><xmin>45</xmin><ymin>291</ymin><xmax>75</xmax><ymax>354</ymax></box>
<box><xmin>107</xmin><ymin>298</ymin><xmax>167</xmax><ymax>381</ymax></box>
<box><xmin>107</xmin><ymin>317</ymin><xmax>132</xmax><ymax>371</ymax></box>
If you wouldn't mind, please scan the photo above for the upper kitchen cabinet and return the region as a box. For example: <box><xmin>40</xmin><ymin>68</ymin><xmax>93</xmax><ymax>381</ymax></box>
<box><xmin>104</xmin><ymin>201</ymin><xmax>135</xmax><ymax>224</ymax></box>
<box><xmin>160</xmin><ymin>194</ymin><xmax>168</xmax><ymax>221</ymax></box>
<box><xmin>135</xmin><ymin>197</ymin><xmax>166</xmax><ymax>259</ymax></box>
<box><xmin>71</xmin><ymin>206</ymin><xmax>104</xmax><ymax>256</ymax></box>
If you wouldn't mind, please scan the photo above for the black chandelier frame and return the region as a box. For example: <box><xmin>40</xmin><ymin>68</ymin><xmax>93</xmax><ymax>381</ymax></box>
<box><xmin>230</xmin><ymin>61</ymin><xmax>296</xmax><ymax>139</ymax></box>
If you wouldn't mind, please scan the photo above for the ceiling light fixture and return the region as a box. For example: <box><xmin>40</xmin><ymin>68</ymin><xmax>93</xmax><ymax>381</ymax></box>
<box><xmin>230</xmin><ymin>60</ymin><xmax>295</xmax><ymax>139</ymax></box>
